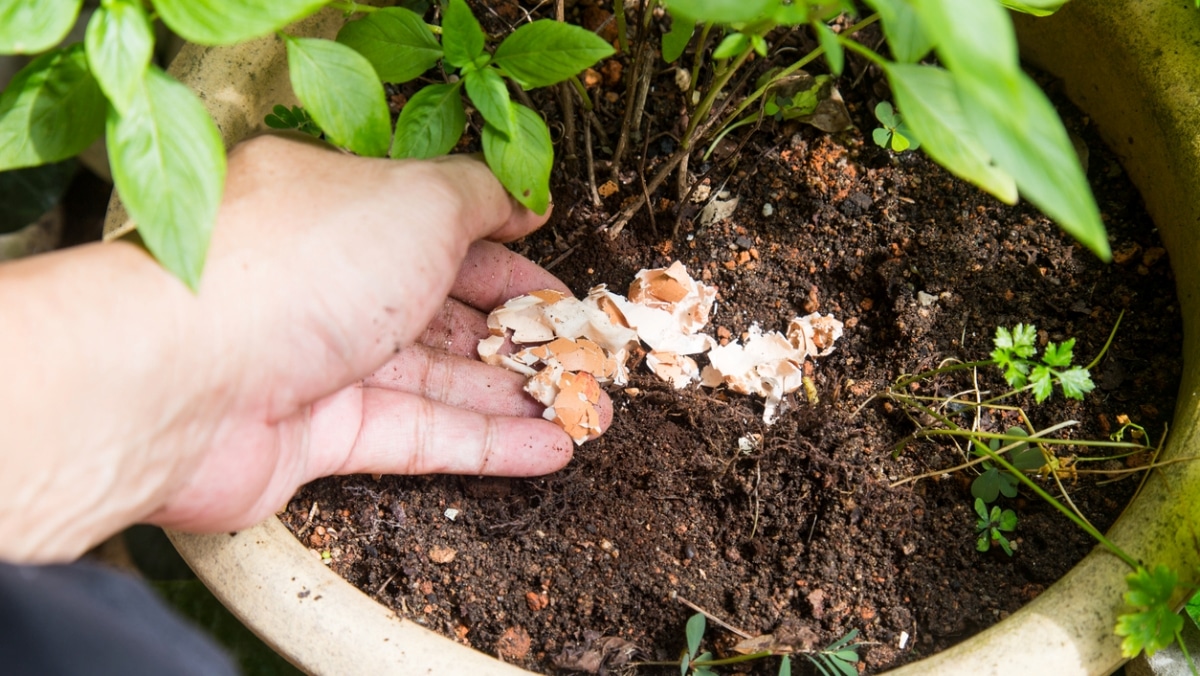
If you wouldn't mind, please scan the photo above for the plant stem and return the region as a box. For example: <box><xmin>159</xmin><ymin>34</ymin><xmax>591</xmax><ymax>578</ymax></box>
<box><xmin>613</xmin><ymin>0</ymin><xmax>629</xmax><ymax>54</ymax></box>
<box><xmin>976</xmin><ymin>435</ymin><xmax>1141</xmax><ymax>570</ymax></box>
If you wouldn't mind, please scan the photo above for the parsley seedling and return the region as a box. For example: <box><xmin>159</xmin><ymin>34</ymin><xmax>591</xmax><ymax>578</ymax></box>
<box><xmin>991</xmin><ymin>324</ymin><xmax>1096</xmax><ymax>403</ymax></box>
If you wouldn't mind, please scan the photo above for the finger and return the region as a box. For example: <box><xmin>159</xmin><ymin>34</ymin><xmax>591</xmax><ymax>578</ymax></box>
<box><xmin>425</xmin><ymin>155</ymin><xmax>552</xmax><ymax>243</ymax></box>
<box><xmin>362</xmin><ymin>344</ymin><xmax>615</xmax><ymax>430</ymax></box>
<box><xmin>449</xmin><ymin>240</ymin><xmax>571</xmax><ymax>312</ymax></box>
<box><xmin>363</xmin><ymin>344</ymin><xmax>545</xmax><ymax>418</ymax></box>
<box><xmin>327</xmin><ymin>387</ymin><xmax>575</xmax><ymax>477</ymax></box>
<box><xmin>417</xmin><ymin>298</ymin><xmax>491</xmax><ymax>358</ymax></box>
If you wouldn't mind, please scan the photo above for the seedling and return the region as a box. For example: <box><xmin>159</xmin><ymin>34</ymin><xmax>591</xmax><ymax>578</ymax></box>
<box><xmin>974</xmin><ymin>497</ymin><xmax>1017</xmax><ymax>556</ymax></box>
<box><xmin>878</xmin><ymin>313</ymin><xmax>1200</xmax><ymax>661</ymax></box>
<box><xmin>872</xmin><ymin>101</ymin><xmax>919</xmax><ymax>152</ymax></box>
<box><xmin>263</xmin><ymin>104</ymin><xmax>323</xmax><ymax>138</ymax></box>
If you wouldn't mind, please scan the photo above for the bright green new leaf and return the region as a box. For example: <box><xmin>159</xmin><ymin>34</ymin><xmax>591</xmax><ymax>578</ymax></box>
<box><xmin>464</xmin><ymin>67</ymin><xmax>514</xmax><ymax>138</ymax></box>
<box><xmin>337</xmin><ymin>8</ymin><xmax>443</xmax><ymax>83</ymax></box>
<box><xmin>391</xmin><ymin>82</ymin><xmax>466</xmax><ymax>159</ymax></box>
<box><xmin>1116</xmin><ymin>566</ymin><xmax>1183</xmax><ymax>657</ymax></box>
<box><xmin>750</xmin><ymin>34</ymin><xmax>768</xmax><ymax>58</ymax></box>
<box><xmin>0</xmin><ymin>0</ymin><xmax>82</xmax><ymax>54</ymax></box>
<box><xmin>666</xmin><ymin>0</ymin><xmax>773</xmax><ymax>24</ymax></box>
<box><xmin>1057</xmin><ymin>367</ymin><xmax>1095</xmax><ymax>400</ymax></box>
<box><xmin>85</xmin><ymin>0</ymin><xmax>154</xmax><ymax>112</ymax></box>
<box><xmin>661</xmin><ymin>11</ymin><xmax>695</xmax><ymax>63</ymax></box>
<box><xmin>1000</xmin><ymin>0</ymin><xmax>1067</xmax><ymax>16</ymax></box>
<box><xmin>862</xmin><ymin>0</ymin><xmax>933</xmax><ymax>63</ymax></box>
<box><xmin>107</xmin><ymin>67</ymin><xmax>225</xmax><ymax>290</ymax></box>
<box><xmin>813</xmin><ymin>22</ymin><xmax>843</xmax><ymax>76</ymax></box>
<box><xmin>957</xmin><ymin>71</ymin><xmax>1110</xmax><ymax>259</ymax></box>
<box><xmin>1030</xmin><ymin>365</ymin><xmax>1054</xmax><ymax>403</ymax></box>
<box><xmin>443</xmin><ymin>0</ymin><xmax>487</xmax><ymax>69</ymax></box>
<box><xmin>483</xmin><ymin>103</ymin><xmax>553</xmax><ymax>214</ymax></box>
<box><xmin>1042</xmin><ymin>339</ymin><xmax>1075</xmax><ymax>368</ymax></box>
<box><xmin>685</xmin><ymin>613</ymin><xmax>705</xmax><ymax>657</ymax></box>
<box><xmin>712</xmin><ymin>33</ymin><xmax>749</xmax><ymax>60</ymax></box>
<box><xmin>493</xmin><ymin>20</ymin><xmax>615</xmax><ymax>89</ymax></box>
<box><xmin>1185</xmin><ymin>589</ymin><xmax>1200</xmax><ymax>630</ymax></box>
<box><xmin>882</xmin><ymin>63</ymin><xmax>1017</xmax><ymax>205</ymax></box>
<box><xmin>771</xmin><ymin>1</ymin><xmax>808</xmax><ymax>25</ymax></box>
<box><xmin>285</xmin><ymin>36</ymin><xmax>391</xmax><ymax>157</ymax></box>
<box><xmin>0</xmin><ymin>45</ymin><xmax>106</xmax><ymax>170</ymax></box>
<box><xmin>153</xmin><ymin>0</ymin><xmax>327</xmax><ymax>45</ymax></box>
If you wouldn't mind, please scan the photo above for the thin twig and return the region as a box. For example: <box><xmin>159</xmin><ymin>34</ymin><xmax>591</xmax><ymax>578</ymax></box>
<box><xmin>670</xmin><ymin>592</ymin><xmax>753</xmax><ymax>640</ymax></box>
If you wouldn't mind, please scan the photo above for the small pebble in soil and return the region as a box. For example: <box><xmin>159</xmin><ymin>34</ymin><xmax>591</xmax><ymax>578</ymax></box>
<box><xmin>762</xmin><ymin>203</ymin><xmax>775</xmax><ymax>217</ymax></box>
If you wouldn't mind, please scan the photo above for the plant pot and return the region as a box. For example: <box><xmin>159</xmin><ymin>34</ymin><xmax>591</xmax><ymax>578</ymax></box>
<box><xmin>102</xmin><ymin>0</ymin><xmax>1200</xmax><ymax>673</ymax></box>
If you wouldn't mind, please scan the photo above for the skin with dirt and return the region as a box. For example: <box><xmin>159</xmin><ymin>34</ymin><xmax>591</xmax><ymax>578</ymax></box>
<box><xmin>282</xmin><ymin>4</ymin><xmax>1181</xmax><ymax>673</ymax></box>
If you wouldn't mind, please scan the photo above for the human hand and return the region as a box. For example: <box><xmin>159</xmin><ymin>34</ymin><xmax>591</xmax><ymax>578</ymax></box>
<box><xmin>0</xmin><ymin>135</ymin><xmax>610</xmax><ymax>560</ymax></box>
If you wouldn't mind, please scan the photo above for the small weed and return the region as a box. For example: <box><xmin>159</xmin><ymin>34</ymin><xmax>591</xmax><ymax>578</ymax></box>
<box><xmin>991</xmin><ymin>324</ymin><xmax>1095</xmax><ymax>403</ymax></box>
<box><xmin>806</xmin><ymin>629</ymin><xmax>863</xmax><ymax>676</ymax></box>
<box><xmin>971</xmin><ymin>427</ymin><xmax>1042</xmax><ymax>503</ymax></box>
<box><xmin>263</xmin><ymin>104</ymin><xmax>322</xmax><ymax>138</ymax></box>
<box><xmin>973</xmin><ymin>497</ymin><xmax>1017</xmax><ymax>556</ymax></box>
<box><xmin>1116</xmin><ymin>565</ymin><xmax>1184</xmax><ymax>657</ymax></box>
<box><xmin>871</xmin><ymin>101</ymin><xmax>918</xmax><ymax>152</ymax></box>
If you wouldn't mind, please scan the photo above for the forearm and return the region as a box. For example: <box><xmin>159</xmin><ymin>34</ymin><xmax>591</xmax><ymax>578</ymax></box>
<box><xmin>0</xmin><ymin>240</ymin><xmax>220</xmax><ymax>562</ymax></box>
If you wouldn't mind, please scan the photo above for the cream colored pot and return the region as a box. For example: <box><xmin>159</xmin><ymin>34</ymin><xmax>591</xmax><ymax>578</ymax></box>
<box><xmin>102</xmin><ymin>1</ymin><xmax>1200</xmax><ymax>673</ymax></box>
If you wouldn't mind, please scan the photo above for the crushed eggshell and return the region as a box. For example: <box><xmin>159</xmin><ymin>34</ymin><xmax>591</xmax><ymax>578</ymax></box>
<box><xmin>700</xmin><ymin>313</ymin><xmax>844</xmax><ymax>424</ymax></box>
<box><xmin>480</xmin><ymin>262</ymin><xmax>842</xmax><ymax>442</ymax></box>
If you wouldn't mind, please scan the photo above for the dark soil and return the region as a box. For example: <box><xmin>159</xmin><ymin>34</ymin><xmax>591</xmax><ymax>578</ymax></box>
<box><xmin>281</xmin><ymin>6</ymin><xmax>1182</xmax><ymax>673</ymax></box>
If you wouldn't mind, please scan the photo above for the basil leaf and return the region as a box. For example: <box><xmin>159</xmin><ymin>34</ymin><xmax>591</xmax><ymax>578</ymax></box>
<box><xmin>285</xmin><ymin>36</ymin><xmax>391</xmax><ymax>158</ymax></box>
<box><xmin>712</xmin><ymin>33</ymin><xmax>748</xmax><ymax>60</ymax></box>
<box><xmin>912</xmin><ymin>0</ymin><xmax>1020</xmax><ymax>94</ymax></box>
<box><xmin>661</xmin><ymin>11</ymin><xmax>695</xmax><ymax>64</ymax></box>
<box><xmin>107</xmin><ymin>67</ymin><xmax>225</xmax><ymax>290</ymax></box>
<box><xmin>337</xmin><ymin>7</ymin><xmax>443</xmax><ymax>83</ymax></box>
<box><xmin>154</xmin><ymin>0</ymin><xmax>327</xmax><ymax>45</ymax></box>
<box><xmin>957</xmin><ymin>70</ymin><xmax>1109</xmax><ymax>259</ymax></box>
<box><xmin>0</xmin><ymin>45</ymin><xmax>106</xmax><ymax>170</ymax></box>
<box><xmin>813</xmin><ymin>22</ymin><xmax>843</xmax><ymax>76</ymax></box>
<box><xmin>493</xmin><ymin>20</ymin><xmax>614</xmax><ymax>89</ymax></box>
<box><xmin>391</xmin><ymin>82</ymin><xmax>466</xmax><ymax>159</ymax></box>
<box><xmin>464</xmin><ymin>67</ymin><xmax>514</xmax><ymax>138</ymax></box>
<box><xmin>0</xmin><ymin>0</ymin><xmax>82</xmax><ymax>54</ymax></box>
<box><xmin>442</xmin><ymin>0</ymin><xmax>486</xmax><ymax>69</ymax></box>
<box><xmin>664</xmin><ymin>0</ymin><xmax>772</xmax><ymax>24</ymax></box>
<box><xmin>483</xmin><ymin>102</ymin><xmax>552</xmax><ymax>214</ymax></box>
<box><xmin>882</xmin><ymin>63</ymin><xmax>1016</xmax><ymax>204</ymax></box>
<box><xmin>862</xmin><ymin>0</ymin><xmax>932</xmax><ymax>63</ymax></box>
<box><xmin>85</xmin><ymin>0</ymin><xmax>155</xmax><ymax>112</ymax></box>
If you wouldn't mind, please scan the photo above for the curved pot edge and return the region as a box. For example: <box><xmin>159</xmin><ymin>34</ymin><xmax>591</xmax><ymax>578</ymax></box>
<box><xmin>146</xmin><ymin>0</ymin><xmax>1200</xmax><ymax>674</ymax></box>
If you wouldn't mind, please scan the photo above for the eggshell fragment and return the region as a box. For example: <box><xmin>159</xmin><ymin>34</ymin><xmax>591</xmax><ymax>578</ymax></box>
<box><xmin>645</xmin><ymin>350</ymin><xmax>701</xmax><ymax>389</ymax></box>
<box><xmin>543</xmin><ymin>371</ymin><xmax>603</xmax><ymax>445</ymax></box>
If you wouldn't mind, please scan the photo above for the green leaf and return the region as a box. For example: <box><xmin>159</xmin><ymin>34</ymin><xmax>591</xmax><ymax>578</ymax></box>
<box><xmin>107</xmin><ymin>66</ymin><xmax>225</xmax><ymax>290</ymax></box>
<box><xmin>483</xmin><ymin>102</ymin><xmax>553</xmax><ymax>214</ymax></box>
<box><xmin>913</xmin><ymin>0</ymin><xmax>1021</xmax><ymax>93</ymax></box>
<box><xmin>813</xmin><ymin>22</ymin><xmax>843</xmax><ymax>76</ymax></box>
<box><xmin>976</xmin><ymin>533</ymin><xmax>990</xmax><ymax>552</ymax></box>
<box><xmin>685</xmin><ymin>613</ymin><xmax>705</xmax><ymax>657</ymax></box>
<box><xmin>890</xmin><ymin>133</ymin><xmax>911</xmax><ymax>152</ymax></box>
<box><xmin>0</xmin><ymin>0</ymin><xmax>82</xmax><ymax>54</ymax></box>
<box><xmin>391</xmin><ymin>82</ymin><xmax>466</xmax><ymax>159</ymax></box>
<box><xmin>1184</xmin><ymin>589</ymin><xmax>1200</xmax><ymax>630</ymax></box>
<box><xmin>1042</xmin><ymin>339</ymin><xmax>1075</xmax><ymax>368</ymax></box>
<box><xmin>974</xmin><ymin>497</ymin><xmax>988</xmax><ymax>521</ymax></box>
<box><xmin>464</xmin><ymin>67</ymin><xmax>514</xmax><ymax>138</ymax></box>
<box><xmin>712</xmin><ymin>33</ymin><xmax>749</xmax><ymax>60</ymax></box>
<box><xmin>1057</xmin><ymin>367</ymin><xmax>1095</xmax><ymax>400</ymax></box>
<box><xmin>971</xmin><ymin>465</ymin><xmax>1004</xmax><ymax>503</ymax></box>
<box><xmin>998</xmin><ymin>508</ymin><xmax>1017</xmax><ymax>531</ymax></box>
<box><xmin>995</xmin><ymin>531</ymin><xmax>1013</xmax><ymax>556</ymax></box>
<box><xmin>874</xmin><ymin>101</ymin><xmax>897</xmax><ymax>126</ymax></box>
<box><xmin>662</xmin><ymin>11</ymin><xmax>695</xmax><ymax>63</ymax></box>
<box><xmin>872</xmin><ymin>127</ymin><xmax>891</xmax><ymax>148</ymax></box>
<box><xmin>956</xmin><ymin>72</ymin><xmax>1109</xmax><ymax>259</ymax></box>
<box><xmin>999</xmin><ymin>0</ymin><xmax>1067</xmax><ymax>16</ymax></box>
<box><xmin>285</xmin><ymin>36</ymin><xmax>391</xmax><ymax>157</ymax></box>
<box><xmin>1030</xmin><ymin>365</ymin><xmax>1054</xmax><ymax>403</ymax></box>
<box><xmin>862</xmin><ymin>0</ymin><xmax>932</xmax><ymax>63</ymax></box>
<box><xmin>85</xmin><ymin>0</ymin><xmax>155</xmax><ymax>112</ymax></box>
<box><xmin>750</xmin><ymin>34</ymin><xmax>768</xmax><ymax>58</ymax></box>
<box><xmin>493</xmin><ymin>20</ymin><xmax>615</xmax><ymax>89</ymax></box>
<box><xmin>779</xmin><ymin>655</ymin><xmax>792</xmax><ymax>676</ymax></box>
<box><xmin>882</xmin><ymin>63</ymin><xmax>1017</xmax><ymax>205</ymax></box>
<box><xmin>771</xmin><ymin>1</ymin><xmax>808</xmax><ymax>24</ymax></box>
<box><xmin>666</xmin><ymin>0</ymin><xmax>773</xmax><ymax>24</ymax></box>
<box><xmin>894</xmin><ymin>125</ymin><xmax>919</xmax><ymax>150</ymax></box>
<box><xmin>153</xmin><ymin>0</ymin><xmax>327</xmax><ymax>45</ymax></box>
<box><xmin>337</xmin><ymin>7</ymin><xmax>443</xmax><ymax>83</ymax></box>
<box><xmin>1116</xmin><ymin>566</ymin><xmax>1183</xmax><ymax>657</ymax></box>
<box><xmin>442</xmin><ymin>0</ymin><xmax>487</xmax><ymax>69</ymax></box>
<box><xmin>0</xmin><ymin>45</ymin><xmax>106</xmax><ymax>170</ymax></box>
